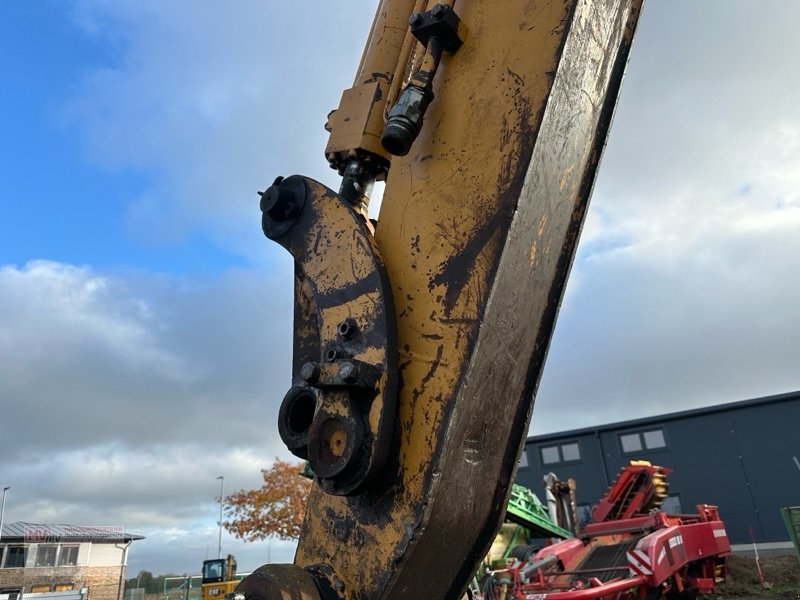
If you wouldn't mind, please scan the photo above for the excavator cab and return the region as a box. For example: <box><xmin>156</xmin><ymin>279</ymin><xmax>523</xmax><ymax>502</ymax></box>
<box><xmin>201</xmin><ymin>555</ymin><xmax>237</xmax><ymax>600</ymax></box>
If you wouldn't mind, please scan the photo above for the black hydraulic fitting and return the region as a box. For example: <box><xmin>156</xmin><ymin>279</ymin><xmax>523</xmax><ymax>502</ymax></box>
<box><xmin>381</xmin><ymin>85</ymin><xmax>433</xmax><ymax>156</ymax></box>
<box><xmin>259</xmin><ymin>175</ymin><xmax>307</xmax><ymax>239</ymax></box>
<box><xmin>380</xmin><ymin>4</ymin><xmax>464</xmax><ymax>156</ymax></box>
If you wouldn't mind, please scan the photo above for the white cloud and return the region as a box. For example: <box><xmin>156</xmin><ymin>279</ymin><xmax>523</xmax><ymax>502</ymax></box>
<box><xmin>0</xmin><ymin>261</ymin><xmax>193</xmax><ymax>382</ymax></box>
<box><xmin>533</xmin><ymin>2</ymin><xmax>800</xmax><ymax>432</ymax></box>
<box><xmin>62</xmin><ymin>1</ymin><xmax>378</xmax><ymax>258</ymax></box>
<box><xmin>0</xmin><ymin>260</ymin><xmax>294</xmax><ymax>455</ymax></box>
<box><xmin>0</xmin><ymin>442</ymin><xmax>298</xmax><ymax>573</ymax></box>
<box><xmin>5</xmin><ymin>1</ymin><xmax>374</xmax><ymax>575</ymax></box>
<box><xmin>4</xmin><ymin>443</ymin><xmax>269</xmax><ymax>521</ymax></box>
<box><xmin>8</xmin><ymin>0</ymin><xmax>800</xmax><ymax>577</ymax></box>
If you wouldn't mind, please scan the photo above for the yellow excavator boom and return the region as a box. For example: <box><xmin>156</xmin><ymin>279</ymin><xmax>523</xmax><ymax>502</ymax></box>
<box><xmin>239</xmin><ymin>1</ymin><xmax>644</xmax><ymax>598</ymax></box>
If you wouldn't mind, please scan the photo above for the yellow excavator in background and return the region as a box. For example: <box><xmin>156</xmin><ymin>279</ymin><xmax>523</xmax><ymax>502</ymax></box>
<box><xmin>201</xmin><ymin>555</ymin><xmax>237</xmax><ymax>600</ymax></box>
<box><xmin>235</xmin><ymin>0</ymin><xmax>645</xmax><ymax>598</ymax></box>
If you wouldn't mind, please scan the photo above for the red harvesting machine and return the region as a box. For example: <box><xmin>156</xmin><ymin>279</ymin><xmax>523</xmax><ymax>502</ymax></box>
<box><xmin>499</xmin><ymin>461</ymin><xmax>730</xmax><ymax>600</ymax></box>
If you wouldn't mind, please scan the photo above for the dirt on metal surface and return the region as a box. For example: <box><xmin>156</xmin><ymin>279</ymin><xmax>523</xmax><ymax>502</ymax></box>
<box><xmin>717</xmin><ymin>554</ymin><xmax>800</xmax><ymax>599</ymax></box>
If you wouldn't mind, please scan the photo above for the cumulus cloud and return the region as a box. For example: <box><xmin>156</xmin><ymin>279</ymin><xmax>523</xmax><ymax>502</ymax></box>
<box><xmin>0</xmin><ymin>259</ymin><xmax>301</xmax><ymax>569</ymax></box>
<box><xmin>2</xmin><ymin>441</ymin><xmax>296</xmax><ymax>572</ymax></box>
<box><xmin>0</xmin><ymin>260</ymin><xmax>295</xmax><ymax>452</ymax></box>
<box><xmin>532</xmin><ymin>1</ymin><xmax>800</xmax><ymax>432</ymax></box>
<box><xmin>6</xmin><ymin>0</ymin><xmax>800</xmax><ymax>577</ymax></box>
<box><xmin>0</xmin><ymin>260</ymin><xmax>297</xmax><ymax>532</ymax></box>
<box><xmin>61</xmin><ymin>1</ymin><xmax>378</xmax><ymax>258</ymax></box>
<box><xmin>4</xmin><ymin>1</ymin><xmax>382</xmax><ymax>575</ymax></box>
<box><xmin>0</xmin><ymin>261</ymin><xmax>192</xmax><ymax>382</ymax></box>
<box><xmin>4</xmin><ymin>442</ymin><xmax>265</xmax><ymax>526</ymax></box>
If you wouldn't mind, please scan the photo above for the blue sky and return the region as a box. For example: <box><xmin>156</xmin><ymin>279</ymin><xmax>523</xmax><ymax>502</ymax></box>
<box><xmin>0</xmin><ymin>1</ymin><xmax>266</xmax><ymax>274</ymax></box>
<box><xmin>2</xmin><ymin>0</ymin><xmax>800</xmax><ymax>579</ymax></box>
<box><xmin>1</xmin><ymin>2</ymin><xmax>251</xmax><ymax>274</ymax></box>
<box><xmin>2</xmin><ymin>1</ymin><xmax>125</xmax><ymax>266</ymax></box>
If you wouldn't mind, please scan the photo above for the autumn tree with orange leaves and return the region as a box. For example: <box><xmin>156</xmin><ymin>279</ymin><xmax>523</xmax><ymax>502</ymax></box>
<box><xmin>223</xmin><ymin>459</ymin><xmax>311</xmax><ymax>541</ymax></box>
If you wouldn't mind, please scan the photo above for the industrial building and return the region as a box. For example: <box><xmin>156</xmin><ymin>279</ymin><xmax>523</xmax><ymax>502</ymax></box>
<box><xmin>516</xmin><ymin>391</ymin><xmax>800</xmax><ymax>549</ymax></box>
<box><xmin>0</xmin><ymin>523</ymin><xmax>143</xmax><ymax>600</ymax></box>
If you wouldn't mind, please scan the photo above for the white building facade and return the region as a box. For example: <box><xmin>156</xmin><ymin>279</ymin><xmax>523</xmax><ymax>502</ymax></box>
<box><xmin>0</xmin><ymin>523</ymin><xmax>143</xmax><ymax>600</ymax></box>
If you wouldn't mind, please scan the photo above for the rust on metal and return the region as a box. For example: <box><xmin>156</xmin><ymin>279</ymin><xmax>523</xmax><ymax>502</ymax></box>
<box><xmin>263</xmin><ymin>176</ymin><xmax>398</xmax><ymax>497</ymax></box>
<box><xmin>255</xmin><ymin>0</ymin><xmax>645</xmax><ymax>598</ymax></box>
<box><xmin>235</xmin><ymin>564</ymin><xmax>337</xmax><ymax>600</ymax></box>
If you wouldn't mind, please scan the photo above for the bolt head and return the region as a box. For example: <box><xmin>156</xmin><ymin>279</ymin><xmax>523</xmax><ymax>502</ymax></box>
<box><xmin>262</xmin><ymin>183</ymin><xmax>300</xmax><ymax>222</ymax></box>
<box><xmin>338</xmin><ymin>362</ymin><xmax>359</xmax><ymax>383</ymax></box>
<box><xmin>431</xmin><ymin>3</ymin><xmax>447</xmax><ymax>19</ymax></box>
<box><xmin>300</xmin><ymin>362</ymin><xmax>320</xmax><ymax>383</ymax></box>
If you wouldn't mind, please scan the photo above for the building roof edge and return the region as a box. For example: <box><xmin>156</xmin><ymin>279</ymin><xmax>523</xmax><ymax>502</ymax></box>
<box><xmin>527</xmin><ymin>389</ymin><xmax>800</xmax><ymax>443</ymax></box>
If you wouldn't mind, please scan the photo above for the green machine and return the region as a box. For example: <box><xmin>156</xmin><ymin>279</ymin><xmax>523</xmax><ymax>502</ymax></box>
<box><xmin>781</xmin><ymin>506</ymin><xmax>800</xmax><ymax>561</ymax></box>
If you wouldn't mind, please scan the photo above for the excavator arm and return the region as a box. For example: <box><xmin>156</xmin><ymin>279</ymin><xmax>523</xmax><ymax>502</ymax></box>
<box><xmin>239</xmin><ymin>1</ymin><xmax>644</xmax><ymax>598</ymax></box>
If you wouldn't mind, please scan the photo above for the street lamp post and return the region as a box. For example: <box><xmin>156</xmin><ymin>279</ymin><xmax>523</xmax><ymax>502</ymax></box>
<box><xmin>216</xmin><ymin>476</ymin><xmax>224</xmax><ymax>559</ymax></box>
<box><xmin>0</xmin><ymin>486</ymin><xmax>10</xmax><ymax>543</ymax></box>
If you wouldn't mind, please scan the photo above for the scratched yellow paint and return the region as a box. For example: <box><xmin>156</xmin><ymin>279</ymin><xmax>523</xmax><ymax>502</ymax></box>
<box><xmin>288</xmin><ymin>0</ymin><xmax>644</xmax><ymax>597</ymax></box>
<box><xmin>296</xmin><ymin>0</ymin><xmax>582</xmax><ymax>595</ymax></box>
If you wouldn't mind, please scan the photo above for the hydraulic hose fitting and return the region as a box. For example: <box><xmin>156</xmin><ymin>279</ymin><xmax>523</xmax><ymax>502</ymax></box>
<box><xmin>381</xmin><ymin>85</ymin><xmax>433</xmax><ymax>156</ymax></box>
<box><xmin>380</xmin><ymin>3</ymin><xmax>465</xmax><ymax>157</ymax></box>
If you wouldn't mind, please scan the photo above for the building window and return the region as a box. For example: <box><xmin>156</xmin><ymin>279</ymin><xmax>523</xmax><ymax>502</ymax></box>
<box><xmin>55</xmin><ymin>585</ymin><xmax>74</xmax><ymax>592</ymax></box>
<box><xmin>3</xmin><ymin>547</ymin><xmax>26</xmax><ymax>568</ymax></box>
<box><xmin>643</xmin><ymin>429</ymin><xmax>666</xmax><ymax>449</ymax></box>
<box><xmin>0</xmin><ymin>589</ymin><xmax>21</xmax><ymax>600</ymax></box>
<box><xmin>619</xmin><ymin>428</ymin><xmax>667</xmax><ymax>454</ymax></box>
<box><xmin>35</xmin><ymin>545</ymin><xmax>57</xmax><ymax>567</ymax></box>
<box><xmin>519</xmin><ymin>450</ymin><xmax>529</xmax><ymax>468</ymax></box>
<box><xmin>540</xmin><ymin>442</ymin><xmax>581</xmax><ymax>465</ymax></box>
<box><xmin>541</xmin><ymin>446</ymin><xmax>560</xmax><ymax>464</ymax></box>
<box><xmin>31</xmin><ymin>586</ymin><xmax>51</xmax><ymax>593</ymax></box>
<box><xmin>58</xmin><ymin>546</ymin><xmax>79</xmax><ymax>566</ymax></box>
<box><xmin>561</xmin><ymin>443</ymin><xmax>580</xmax><ymax>462</ymax></box>
<box><xmin>620</xmin><ymin>433</ymin><xmax>642</xmax><ymax>453</ymax></box>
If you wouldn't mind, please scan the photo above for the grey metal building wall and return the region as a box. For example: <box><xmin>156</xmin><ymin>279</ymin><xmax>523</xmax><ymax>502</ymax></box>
<box><xmin>515</xmin><ymin>391</ymin><xmax>800</xmax><ymax>545</ymax></box>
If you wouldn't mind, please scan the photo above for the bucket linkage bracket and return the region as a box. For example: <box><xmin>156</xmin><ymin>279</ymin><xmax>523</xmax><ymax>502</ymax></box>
<box><xmin>261</xmin><ymin>175</ymin><xmax>397</xmax><ymax>497</ymax></box>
